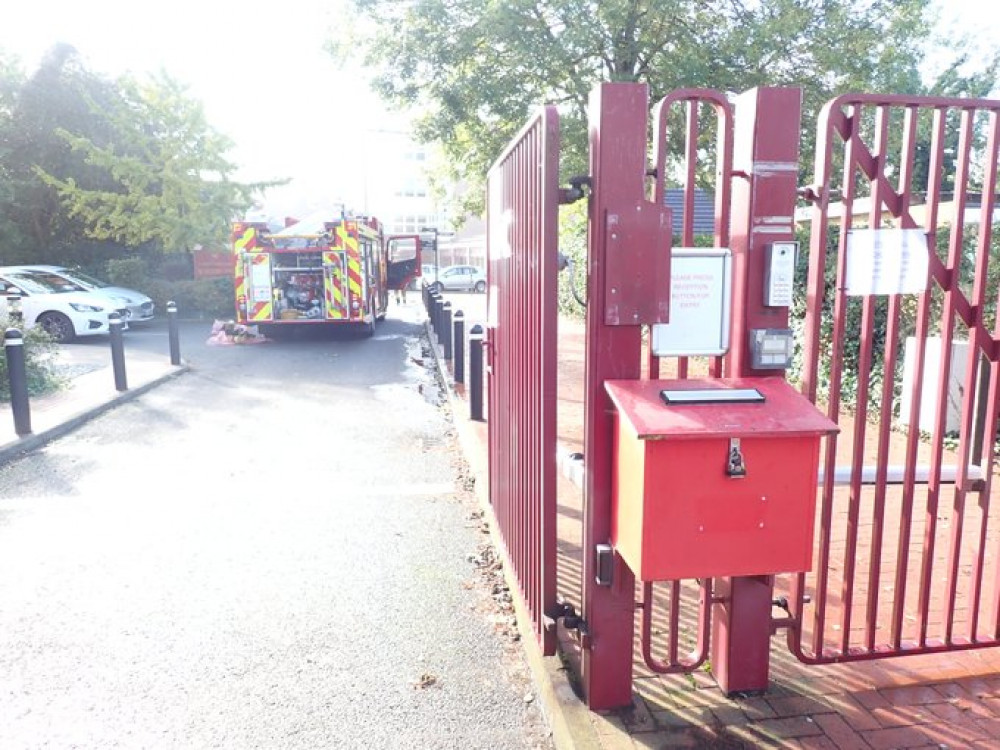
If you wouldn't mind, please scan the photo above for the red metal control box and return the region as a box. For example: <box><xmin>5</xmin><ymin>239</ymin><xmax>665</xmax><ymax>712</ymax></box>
<box><xmin>605</xmin><ymin>377</ymin><xmax>838</xmax><ymax>580</ymax></box>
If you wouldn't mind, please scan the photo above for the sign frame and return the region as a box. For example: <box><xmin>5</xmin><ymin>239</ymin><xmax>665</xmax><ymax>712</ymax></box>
<box><xmin>651</xmin><ymin>247</ymin><xmax>732</xmax><ymax>357</ymax></box>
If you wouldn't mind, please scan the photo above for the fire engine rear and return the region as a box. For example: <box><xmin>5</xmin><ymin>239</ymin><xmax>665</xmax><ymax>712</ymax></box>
<box><xmin>232</xmin><ymin>216</ymin><xmax>419</xmax><ymax>337</ymax></box>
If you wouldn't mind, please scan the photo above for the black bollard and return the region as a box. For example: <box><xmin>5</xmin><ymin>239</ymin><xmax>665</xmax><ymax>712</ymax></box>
<box><xmin>453</xmin><ymin>311</ymin><xmax>465</xmax><ymax>384</ymax></box>
<box><xmin>431</xmin><ymin>292</ymin><xmax>443</xmax><ymax>338</ymax></box>
<box><xmin>109</xmin><ymin>313</ymin><xmax>128</xmax><ymax>392</ymax></box>
<box><xmin>4</xmin><ymin>328</ymin><xmax>32</xmax><ymax>436</ymax></box>
<box><xmin>167</xmin><ymin>300</ymin><xmax>181</xmax><ymax>366</ymax></box>
<box><xmin>442</xmin><ymin>301</ymin><xmax>453</xmax><ymax>360</ymax></box>
<box><xmin>426</xmin><ymin>283</ymin><xmax>435</xmax><ymax>316</ymax></box>
<box><xmin>469</xmin><ymin>324</ymin><xmax>484</xmax><ymax>422</ymax></box>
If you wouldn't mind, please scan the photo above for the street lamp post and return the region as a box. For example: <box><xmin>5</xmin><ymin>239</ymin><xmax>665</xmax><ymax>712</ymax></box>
<box><xmin>420</xmin><ymin>227</ymin><xmax>439</xmax><ymax>283</ymax></box>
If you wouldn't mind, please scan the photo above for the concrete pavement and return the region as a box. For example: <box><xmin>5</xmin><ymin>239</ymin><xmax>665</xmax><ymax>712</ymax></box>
<box><xmin>0</xmin><ymin>312</ymin><xmax>554</xmax><ymax>749</ymax></box>
<box><xmin>0</xmin><ymin>341</ymin><xmax>188</xmax><ymax>465</ymax></box>
<box><xmin>7</xmin><ymin>306</ymin><xmax>1000</xmax><ymax>749</ymax></box>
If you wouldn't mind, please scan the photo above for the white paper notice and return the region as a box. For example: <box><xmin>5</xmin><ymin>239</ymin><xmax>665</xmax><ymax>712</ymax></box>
<box><xmin>651</xmin><ymin>248</ymin><xmax>731</xmax><ymax>356</ymax></box>
<box><xmin>845</xmin><ymin>228</ymin><xmax>930</xmax><ymax>296</ymax></box>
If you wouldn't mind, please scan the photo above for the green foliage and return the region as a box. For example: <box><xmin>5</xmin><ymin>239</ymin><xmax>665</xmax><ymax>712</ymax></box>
<box><xmin>0</xmin><ymin>322</ymin><xmax>65</xmax><ymax>402</ymax></box>
<box><xmin>36</xmin><ymin>71</ymin><xmax>280</xmax><ymax>254</ymax></box>
<box><xmin>0</xmin><ymin>45</ymin><xmax>279</xmax><ymax>269</ymax></box>
<box><xmin>103</xmin><ymin>255</ymin><xmax>232</xmax><ymax>319</ymax></box>
<box><xmin>104</xmin><ymin>257</ymin><xmax>150</xmax><ymax>291</ymax></box>
<box><xmin>0</xmin><ymin>44</ymin><xmax>121</xmax><ymax>261</ymax></box>
<box><xmin>337</xmin><ymin>0</ymin><xmax>998</xmax><ymax>215</ymax></box>
<box><xmin>556</xmin><ymin>201</ymin><xmax>588</xmax><ymax>319</ymax></box>
<box><xmin>144</xmin><ymin>278</ymin><xmax>234</xmax><ymax>320</ymax></box>
<box><xmin>789</xmin><ymin>222</ymin><xmax>1000</xmax><ymax>420</ymax></box>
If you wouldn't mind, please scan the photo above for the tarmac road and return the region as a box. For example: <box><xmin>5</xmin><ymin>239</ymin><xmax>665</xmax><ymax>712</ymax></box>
<box><xmin>0</xmin><ymin>302</ymin><xmax>551</xmax><ymax>749</ymax></box>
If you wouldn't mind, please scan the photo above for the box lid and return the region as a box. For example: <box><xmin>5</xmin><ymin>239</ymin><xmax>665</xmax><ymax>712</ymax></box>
<box><xmin>604</xmin><ymin>377</ymin><xmax>839</xmax><ymax>440</ymax></box>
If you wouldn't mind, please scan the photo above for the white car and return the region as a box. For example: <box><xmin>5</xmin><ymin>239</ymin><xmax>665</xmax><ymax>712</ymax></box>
<box><xmin>8</xmin><ymin>264</ymin><xmax>155</xmax><ymax>323</ymax></box>
<box><xmin>426</xmin><ymin>264</ymin><xmax>487</xmax><ymax>293</ymax></box>
<box><xmin>0</xmin><ymin>267</ymin><xmax>127</xmax><ymax>343</ymax></box>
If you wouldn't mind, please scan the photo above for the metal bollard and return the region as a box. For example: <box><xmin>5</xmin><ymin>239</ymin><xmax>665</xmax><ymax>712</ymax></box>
<box><xmin>4</xmin><ymin>328</ymin><xmax>32</xmax><ymax>435</ymax></box>
<box><xmin>7</xmin><ymin>293</ymin><xmax>23</xmax><ymax>327</ymax></box>
<box><xmin>109</xmin><ymin>313</ymin><xmax>128</xmax><ymax>392</ymax></box>
<box><xmin>425</xmin><ymin>283</ymin><xmax>435</xmax><ymax>316</ymax></box>
<box><xmin>469</xmin><ymin>324</ymin><xmax>484</xmax><ymax>422</ymax></box>
<box><xmin>431</xmin><ymin>292</ymin><xmax>443</xmax><ymax>338</ymax></box>
<box><xmin>442</xmin><ymin>301</ymin><xmax>453</xmax><ymax>360</ymax></box>
<box><xmin>167</xmin><ymin>300</ymin><xmax>181</xmax><ymax>366</ymax></box>
<box><xmin>453</xmin><ymin>311</ymin><xmax>465</xmax><ymax>384</ymax></box>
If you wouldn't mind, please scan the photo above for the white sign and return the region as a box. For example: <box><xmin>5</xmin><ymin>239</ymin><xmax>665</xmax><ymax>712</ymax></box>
<box><xmin>250</xmin><ymin>256</ymin><xmax>272</xmax><ymax>302</ymax></box>
<box><xmin>845</xmin><ymin>228</ymin><xmax>929</xmax><ymax>296</ymax></box>
<box><xmin>651</xmin><ymin>247</ymin><xmax>732</xmax><ymax>357</ymax></box>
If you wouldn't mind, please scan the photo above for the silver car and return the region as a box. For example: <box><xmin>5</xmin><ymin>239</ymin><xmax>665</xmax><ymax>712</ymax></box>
<box><xmin>426</xmin><ymin>264</ymin><xmax>486</xmax><ymax>293</ymax></box>
<box><xmin>8</xmin><ymin>264</ymin><xmax>155</xmax><ymax>323</ymax></box>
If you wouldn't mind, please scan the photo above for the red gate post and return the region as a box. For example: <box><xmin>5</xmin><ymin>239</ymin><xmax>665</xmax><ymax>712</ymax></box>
<box><xmin>712</xmin><ymin>86</ymin><xmax>803</xmax><ymax>694</ymax></box>
<box><xmin>581</xmin><ymin>82</ymin><xmax>654</xmax><ymax>710</ymax></box>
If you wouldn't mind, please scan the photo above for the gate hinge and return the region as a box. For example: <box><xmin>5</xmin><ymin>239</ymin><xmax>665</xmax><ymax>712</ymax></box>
<box><xmin>796</xmin><ymin>185</ymin><xmax>842</xmax><ymax>204</ymax></box>
<box><xmin>772</xmin><ymin>594</ymin><xmax>811</xmax><ymax>614</ymax></box>
<box><xmin>546</xmin><ymin>600</ymin><xmax>591</xmax><ymax>648</ymax></box>
<box><xmin>559</xmin><ymin>175</ymin><xmax>592</xmax><ymax>205</ymax></box>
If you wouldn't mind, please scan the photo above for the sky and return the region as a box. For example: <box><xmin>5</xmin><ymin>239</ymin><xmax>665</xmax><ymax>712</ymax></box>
<box><xmin>0</xmin><ymin>0</ymin><xmax>395</xmax><ymax>218</ymax></box>
<box><xmin>0</xmin><ymin>1</ymin><xmax>996</xmax><ymax>219</ymax></box>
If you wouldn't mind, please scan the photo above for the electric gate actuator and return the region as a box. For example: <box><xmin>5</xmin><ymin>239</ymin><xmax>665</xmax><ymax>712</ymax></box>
<box><xmin>605</xmin><ymin>377</ymin><xmax>838</xmax><ymax>580</ymax></box>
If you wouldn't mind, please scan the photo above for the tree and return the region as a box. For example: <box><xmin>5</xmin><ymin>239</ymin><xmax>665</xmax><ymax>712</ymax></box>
<box><xmin>0</xmin><ymin>51</ymin><xmax>26</xmax><ymax>249</ymax></box>
<box><xmin>0</xmin><ymin>44</ymin><xmax>122</xmax><ymax>262</ymax></box>
<box><xmin>38</xmin><ymin>71</ymin><xmax>279</xmax><ymax>254</ymax></box>
<box><xmin>335</xmin><ymin>0</ymin><xmax>998</xmax><ymax>214</ymax></box>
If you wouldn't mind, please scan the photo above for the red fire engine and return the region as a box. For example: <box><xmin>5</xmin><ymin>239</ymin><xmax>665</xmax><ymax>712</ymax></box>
<box><xmin>232</xmin><ymin>216</ymin><xmax>419</xmax><ymax>337</ymax></box>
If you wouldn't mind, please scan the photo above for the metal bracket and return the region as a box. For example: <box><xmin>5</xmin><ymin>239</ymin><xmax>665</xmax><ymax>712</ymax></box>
<box><xmin>559</xmin><ymin>175</ymin><xmax>592</xmax><ymax>204</ymax></box>
<box><xmin>726</xmin><ymin>437</ymin><xmax>747</xmax><ymax>478</ymax></box>
<box><xmin>595</xmin><ymin>543</ymin><xmax>614</xmax><ymax>586</ymax></box>
<box><xmin>772</xmin><ymin>595</ymin><xmax>812</xmax><ymax>615</ymax></box>
<box><xmin>604</xmin><ymin>201</ymin><xmax>672</xmax><ymax>325</ymax></box>
<box><xmin>546</xmin><ymin>600</ymin><xmax>591</xmax><ymax>648</ymax></box>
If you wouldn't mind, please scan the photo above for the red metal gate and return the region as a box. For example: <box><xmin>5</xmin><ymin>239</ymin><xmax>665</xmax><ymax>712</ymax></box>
<box><xmin>791</xmin><ymin>93</ymin><xmax>1000</xmax><ymax>662</ymax></box>
<box><xmin>580</xmin><ymin>85</ymin><xmax>805</xmax><ymax>707</ymax></box>
<box><xmin>484</xmin><ymin>107</ymin><xmax>560</xmax><ymax>654</ymax></box>
<box><xmin>483</xmin><ymin>84</ymin><xmax>1000</xmax><ymax>711</ymax></box>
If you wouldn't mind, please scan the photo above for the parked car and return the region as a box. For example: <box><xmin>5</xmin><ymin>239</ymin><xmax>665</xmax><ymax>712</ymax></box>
<box><xmin>8</xmin><ymin>264</ymin><xmax>155</xmax><ymax>323</ymax></box>
<box><xmin>426</xmin><ymin>264</ymin><xmax>486</xmax><ymax>293</ymax></box>
<box><xmin>0</xmin><ymin>267</ymin><xmax>127</xmax><ymax>343</ymax></box>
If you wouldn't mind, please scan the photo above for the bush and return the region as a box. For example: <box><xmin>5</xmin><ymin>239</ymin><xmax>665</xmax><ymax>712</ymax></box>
<box><xmin>142</xmin><ymin>277</ymin><xmax>234</xmax><ymax>320</ymax></box>
<box><xmin>105</xmin><ymin>256</ymin><xmax>234</xmax><ymax>320</ymax></box>
<box><xmin>105</xmin><ymin>257</ymin><xmax>150</xmax><ymax>290</ymax></box>
<box><xmin>557</xmin><ymin>202</ymin><xmax>589</xmax><ymax>319</ymax></box>
<box><xmin>0</xmin><ymin>321</ymin><xmax>65</xmax><ymax>402</ymax></box>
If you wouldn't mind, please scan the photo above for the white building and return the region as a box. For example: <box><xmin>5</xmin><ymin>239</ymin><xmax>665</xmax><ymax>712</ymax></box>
<box><xmin>363</xmin><ymin>129</ymin><xmax>485</xmax><ymax>269</ymax></box>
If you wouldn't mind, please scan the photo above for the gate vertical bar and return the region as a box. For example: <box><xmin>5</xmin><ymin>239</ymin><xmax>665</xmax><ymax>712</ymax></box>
<box><xmin>485</xmin><ymin>107</ymin><xmax>559</xmax><ymax>654</ymax></box>
<box><xmin>790</xmin><ymin>93</ymin><xmax>1000</xmax><ymax>666</ymax></box>
<box><xmin>713</xmin><ymin>87</ymin><xmax>802</xmax><ymax>694</ymax></box>
<box><xmin>581</xmin><ymin>83</ymin><xmax>651</xmax><ymax>709</ymax></box>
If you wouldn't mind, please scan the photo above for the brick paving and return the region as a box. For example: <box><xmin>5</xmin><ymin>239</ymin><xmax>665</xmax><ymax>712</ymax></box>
<box><xmin>445</xmin><ymin>313</ymin><xmax>1000</xmax><ymax>749</ymax></box>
